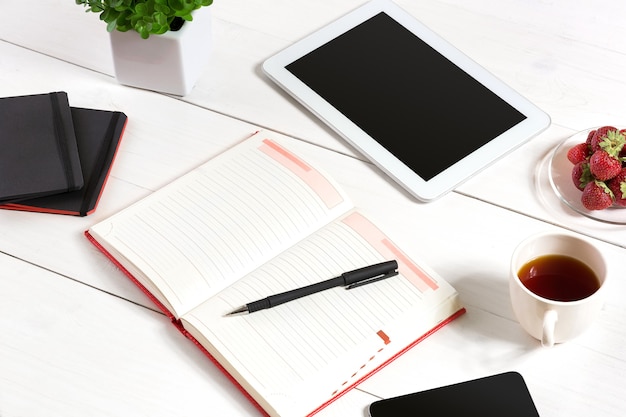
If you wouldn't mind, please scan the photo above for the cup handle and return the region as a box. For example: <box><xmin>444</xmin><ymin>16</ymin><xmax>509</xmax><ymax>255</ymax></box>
<box><xmin>542</xmin><ymin>309</ymin><xmax>558</xmax><ymax>347</ymax></box>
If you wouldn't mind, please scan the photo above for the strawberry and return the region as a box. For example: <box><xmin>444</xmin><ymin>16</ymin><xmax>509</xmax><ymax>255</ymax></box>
<box><xmin>571</xmin><ymin>161</ymin><xmax>592</xmax><ymax>190</ymax></box>
<box><xmin>566</xmin><ymin>142</ymin><xmax>590</xmax><ymax>164</ymax></box>
<box><xmin>589</xmin><ymin>126</ymin><xmax>618</xmax><ymax>151</ymax></box>
<box><xmin>595</xmin><ymin>129</ymin><xmax>626</xmax><ymax>156</ymax></box>
<box><xmin>581</xmin><ymin>180</ymin><xmax>614</xmax><ymax>210</ymax></box>
<box><xmin>606</xmin><ymin>168</ymin><xmax>626</xmax><ymax>207</ymax></box>
<box><xmin>589</xmin><ymin>149</ymin><xmax>622</xmax><ymax>180</ymax></box>
<box><xmin>586</xmin><ymin>129</ymin><xmax>597</xmax><ymax>146</ymax></box>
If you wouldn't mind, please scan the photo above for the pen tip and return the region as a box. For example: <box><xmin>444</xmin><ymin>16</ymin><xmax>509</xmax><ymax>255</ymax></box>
<box><xmin>226</xmin><ymin>306</ymin><xmax>248</xmax><ymax>316</ymax></box>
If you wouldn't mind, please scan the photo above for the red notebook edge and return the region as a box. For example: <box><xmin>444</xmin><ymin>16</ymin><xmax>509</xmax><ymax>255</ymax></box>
<box><xmin>84</xmin><ymin>230</ymin><xmax>465</xmax><ymax>417</ymax></box>
<box><xmin>308</xmin><ymin>306</ymin><xmax>466</xmax><ymax>416</ymax></box>
<box><xmin>0</xmin><ymin>204</ymin><xmax>82</xmax><ymax>216</ymax></box>
<box><xmin>83</xmin><ymin>230</ymin><xmax>271</xmax><ymax>417</ymax></box>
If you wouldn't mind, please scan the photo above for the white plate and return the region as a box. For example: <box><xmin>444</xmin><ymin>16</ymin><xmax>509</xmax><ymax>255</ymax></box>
<box><xmin>548</xmin><ymin>128</ymin><xmax>626</xmax><ymax>224</ymax></box>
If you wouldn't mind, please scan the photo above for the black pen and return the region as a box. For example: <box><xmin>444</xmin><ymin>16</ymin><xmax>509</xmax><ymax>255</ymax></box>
<box><xmin>226</xmin><ymin>260</ymin><xmax>398</xmax><ymax>315</ymax></box>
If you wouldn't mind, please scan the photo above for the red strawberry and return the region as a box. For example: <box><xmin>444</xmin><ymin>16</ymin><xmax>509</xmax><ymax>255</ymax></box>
<box><xmin>581</xmin><ymin>180</ymin><xmax>614</xmax><ymax>210</ymax></box>
<box><xmin>589</xmin><ymin>150</ymin><xmax>622</xmax><ymax>180</ymax></box>
<box><xmin>589</xmin><ymin>126</ymin><xmax>617</xmax><ymax>151</ymax></box>
<box><xmin>571</xmin><ymin>161</ymin><xmax>592</xmax><ymax>191</ymax></box>
<box><xmin>566</xmin><ymin>142</ymin><xmax>590</xmax><ymax>164</ymax></box>
<box><xmin>585</xmin><ymin>129</ymin><xmax>596</xmax><ymax>146</ymax></box>
<box><xmin>607</xmin><ymin>168</ymin><xmax>626</xmax><ymax>207</ymax></box>
<box><xmin>596</xmin><ymin>129</ymin><xmax>625</xmax><ymax>155</ymax></box>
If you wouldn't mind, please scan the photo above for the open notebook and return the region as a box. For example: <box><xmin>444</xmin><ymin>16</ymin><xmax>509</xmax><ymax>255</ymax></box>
<box><xmin>85</xmin><ymin>130</ymin><xmax>464</xmax><ymax>417</ymax></box>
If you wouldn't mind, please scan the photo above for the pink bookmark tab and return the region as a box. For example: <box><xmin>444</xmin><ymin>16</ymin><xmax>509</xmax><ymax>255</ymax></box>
<box><xmin>259</xmin><ymin>139</ymin><xmax>344</xmax><ymax>209</ymax></box>
<box><xmin>342</xmin><ymin>212</ymin><xmax>439</xmax><ymax>292</ymax></box>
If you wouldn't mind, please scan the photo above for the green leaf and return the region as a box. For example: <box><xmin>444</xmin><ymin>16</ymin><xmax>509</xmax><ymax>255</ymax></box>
<box><xmin>100</xmin><ymin>8</ymin><xmax>119</xmax><ymax>23</ymax></box>
<box><xmin>76</xmin><ymin>0</ymin><xmax>212</xmax><ymax>38</ymax></box>
<box><xmin>154</xmin><ymin>4</ymin><xmax>171</xmax><ymax>14</ymax></box>
<box><xmin>596</xmin><ymin>180</ymin><xmax>614</xmax><ymax>198</ymax></box>
<box><xmin>135</xmin><ymin>3</ymin><xmax>148</xmax><ymax>15</ymax></box>
<box><xmin>154</xmin><ymin>12</ymin><xmax>168</xmax><ymax>26</ymax></box>
<box><xmin>168</xmin><ymin>0</ymin><xmax>183</xmax><ymax>11</ymax></box>
<box><xmin>579</xmin><ymin>162</ymin><xmax>593</xmax><ymax>188</ymax></box>
<box><xmin>600</xmin><ymin>130</ymin><xmax>626</xmax><ymax>157</ymax></box>
<box><xmin>104</xmin><ymin>20</ymin><xmax>114</xmax><ymax>32</ymax></box>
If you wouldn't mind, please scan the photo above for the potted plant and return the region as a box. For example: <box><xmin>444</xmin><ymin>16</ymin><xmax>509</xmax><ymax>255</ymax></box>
<box><xmin>76</xmin><ymin>0</ymin><xmax>215</xmax><ymax>96</ymax></box>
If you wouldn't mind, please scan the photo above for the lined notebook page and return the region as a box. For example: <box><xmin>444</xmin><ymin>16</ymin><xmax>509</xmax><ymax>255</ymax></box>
<box><xmin>88</xmin><ymin>132</ymin><xmax>353</xmax><ymax>317</ymax></box>
<box><xmin>181</xmin><ymin>211</ymin><xmax>460</xmax><ymax>417</ymax></box>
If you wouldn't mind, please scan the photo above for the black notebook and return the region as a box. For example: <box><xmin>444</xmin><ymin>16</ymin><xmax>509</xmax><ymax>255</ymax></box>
<box><xmin>2</xmin><ymin>107</ymin><xmax>127</xmax><ymax>216</ymax></box>
<box><xmin>0</xmin><ymin>92</ymin><xmax>83</xmax><ymax>203</ymax></box>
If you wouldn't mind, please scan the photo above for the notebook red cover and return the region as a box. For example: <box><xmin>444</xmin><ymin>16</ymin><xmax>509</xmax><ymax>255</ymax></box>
<box><xmin>2</xmin><ymin>108</ymin><xmax>127</xmax><ymax>216</ymax></box>
<box><xmin>84</xmin><ymin>230</ymin><xmax>465</xmax><ymax>417</ymax></box>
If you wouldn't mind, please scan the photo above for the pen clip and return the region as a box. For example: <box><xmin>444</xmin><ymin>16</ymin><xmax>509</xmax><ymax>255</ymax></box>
<box><xmin>346</xmin><ymin>270</ymin><xmax>399</xmax><ymax>289</ymax></box>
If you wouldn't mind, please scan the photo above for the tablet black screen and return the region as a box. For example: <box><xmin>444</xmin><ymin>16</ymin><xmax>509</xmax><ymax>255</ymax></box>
<box><xmin>286</xmin><ymin>12</ymin><xmax>526</xmax><ymax>181</ymax></box>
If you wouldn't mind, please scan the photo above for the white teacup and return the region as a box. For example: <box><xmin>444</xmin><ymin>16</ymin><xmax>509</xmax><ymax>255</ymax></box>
<box><xmin>509</xmin><ymin>232</ymin><xmax>607</xmax><ymax>347</ymax></box>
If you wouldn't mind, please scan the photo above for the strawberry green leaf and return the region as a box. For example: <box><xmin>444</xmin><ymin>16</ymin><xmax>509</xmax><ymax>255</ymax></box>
<box><xmin>600</xmin><ymin>130</ymin><xmax>626</xmax><ymax>157</ymax></box>
<box><xmin>580</xmin><ymin>163</ymin><xmax>593</xmax><ymax>188</ymax></box>
<box><xmin>597</xmin><ymin>180</ymin><xmax>615</xmax><ymax>199</ymax></box>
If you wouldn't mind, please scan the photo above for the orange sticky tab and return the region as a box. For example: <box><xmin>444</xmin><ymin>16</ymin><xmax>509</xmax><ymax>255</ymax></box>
<box><xmin>377</xmin><ymin>330</ymin><xmax>391</xmax><ymax>345</ymax></box>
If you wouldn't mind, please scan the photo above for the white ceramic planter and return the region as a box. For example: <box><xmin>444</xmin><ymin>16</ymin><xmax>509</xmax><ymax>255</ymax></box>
<box><xmin>109</xmin><ymin>7</ymin><xmax>212</xmax><ymax>96</ymax></box>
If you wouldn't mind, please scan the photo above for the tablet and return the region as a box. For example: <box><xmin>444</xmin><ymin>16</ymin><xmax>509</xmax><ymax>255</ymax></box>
<box><xmin>368</xmin><ymin>372</ymin><xmax>541</xmax><ymax>416</ymax></box>
<box><xmin>263</xmin><ymin>0</ymin><xmax>550</xmax><ymax>201</ymax></box>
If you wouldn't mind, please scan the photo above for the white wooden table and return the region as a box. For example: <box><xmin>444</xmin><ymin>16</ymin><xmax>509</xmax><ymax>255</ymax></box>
<box><xmin>1</xmin><ymin>1</ymin><xmax>625</xmax><ymax>416</ymax></box>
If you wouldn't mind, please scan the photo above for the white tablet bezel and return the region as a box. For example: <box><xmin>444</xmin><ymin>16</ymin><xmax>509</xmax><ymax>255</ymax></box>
<box><xmin>262</xmin><ymin>0</ymin><xmax>550</xmax><ymax>202</ymax></box>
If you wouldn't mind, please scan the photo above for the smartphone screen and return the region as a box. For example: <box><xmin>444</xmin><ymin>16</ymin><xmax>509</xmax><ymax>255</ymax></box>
<box><xmin>368</xmin><ymin>372</ymin><xmax>540</xmax><ymax>417</ymax></box>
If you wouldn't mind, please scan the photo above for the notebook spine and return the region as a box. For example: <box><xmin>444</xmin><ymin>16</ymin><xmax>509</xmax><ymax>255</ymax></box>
<box><xmin>49</xmin><ymin>92</ymin><xmax>80</xmax><ymax>191</ymax></box>
<box><xmin>79</xmin><ymin>112</ymin><xmax>127</xmax><ymax>216</ymax></box>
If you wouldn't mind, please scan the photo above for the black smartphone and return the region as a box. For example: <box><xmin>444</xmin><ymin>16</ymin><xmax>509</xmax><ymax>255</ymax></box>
<box><xmin>368</xmin><ymin>372</ymin><xmax>540</xmax><ymax>417</ymax></box>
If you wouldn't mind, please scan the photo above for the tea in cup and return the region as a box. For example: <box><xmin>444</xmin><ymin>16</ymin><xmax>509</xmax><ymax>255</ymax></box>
<box><xmin>509</xmin><ymin>232</ymin><xmax>607</xmax><ymax>347</ymax></box>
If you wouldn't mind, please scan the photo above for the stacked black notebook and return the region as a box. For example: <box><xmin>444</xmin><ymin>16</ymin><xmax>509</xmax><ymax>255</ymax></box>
<box><xmin>0</xmin><ymin>92</ymin><xmax>127</xmax><ymax>216</ymax></box>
